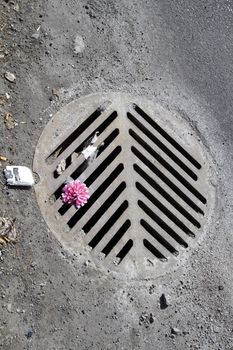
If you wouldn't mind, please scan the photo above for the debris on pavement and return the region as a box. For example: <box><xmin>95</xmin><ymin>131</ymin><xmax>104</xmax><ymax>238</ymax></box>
<box><xmin>171</xmin><ymin>327</ymin><xmax>181</xmax><ymax>335</ymax></box>
<box><xmin>7</xmin><ymin>303</ymin><xmax>12</xmax><ymax>313</ymax></box>
<box><xmin>148</xmin><ymin>284</ymin><xmax>155</xmax><ymax>294</ymax></box>
<box><xmin>13</xmin><ymin>3</ymin><xmax>20</xmax><ymax>12</ymax></box>
<box><xmin>0</xmin><ymin>216</ymin><xmax>17</xmax><ymax>245</ymax></box>
<box><xmin>0</xmin><ymin>155</ymin><xmax>8</xmax><ymax>162</ymax></box>
<box><xmin>4</xmin><ymin>71</ymin><xmax>16</xmax><ymax>83</ymax></box>
<box><xmin>71</xmin><ymin>152</ymin><xmax>79</xmax><ymax>164</ymax></box>
<box><xmin>52</xmin><ymin>88</ymin><xmax>60</xmax><ymax>100</ymax></box>
<box><xmin>56</xmin><ymin>159</ymin><xmax>66</xmax><ymax>175</ymax></box>
<box><xmin>25</xmin><ymin>330</ymin><xmax>33</xmax><ymax>339</ymax></box>
<box><xmin>74</xmin><ymin>34</ymin><xmax>85</xmax><ymax>54</ymax></box>
<box><xmin>82</xmin><ymin>143</ymin><xmax>98</xmax><ymax>161</ymax></box>
<box><xmin>139</xmin><ymin>312</ymin><xmax>154</xmax><ymax>328</ymax></box>
<box><xmin>81</xmin><ymin>131</ymin><xmax>104</xmax><ymax>162</ymax></box>
<box><xmin>4</xmin><ymin>112</ymin><xmax>18</xmax><ymax>129</ymax></box>
<box><xmin>4</xmin><ymin>166</ymin><xmax>35</xmax><ymax>186</ymax></box>
<box><xmin>160</xmin><ymin>293</ymin><xmax>169</xmax><ymax>309</ymax></box>
<box><xmin>0</xmin><ymin>155</ymin><xmax>7</xmax><ymax>167</ymax></box>
<box><xmin>0</xmin><ymin>93</ymin><xmax>10</xmax><ymax>106</ymax></box>
<box><xmin>31</xmin><ymin>25</ymin><xmax>41</xmax><ymax>39</ymax></box>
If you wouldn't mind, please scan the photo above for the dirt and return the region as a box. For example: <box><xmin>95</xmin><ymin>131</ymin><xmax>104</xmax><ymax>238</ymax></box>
<box><xmin>1</xmin><ymin>0</ymin><xmax>233</xmax><ymax>349</ymax></box>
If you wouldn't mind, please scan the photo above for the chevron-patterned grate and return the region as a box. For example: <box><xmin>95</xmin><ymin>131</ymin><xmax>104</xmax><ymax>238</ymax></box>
<box><xmin>34</xmin><ymin>93</ymin><xmax>215</xmax><ymax>277</ymax></box>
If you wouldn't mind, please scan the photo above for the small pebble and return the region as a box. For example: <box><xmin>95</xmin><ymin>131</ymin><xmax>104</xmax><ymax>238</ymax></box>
<box><xmin>26</xmin><ymin>330</ymin><xmax>33</xmax><ymax>339</ymax></box>
<box><xmin>74</xmin><ymin>34</ymin><xmax>85</xmax><ymax>54</ymax></box>
<box><xmin>7</xmin><ymin>303</ymin><xmax>12</xmax><ymax>313</ymax></box>
<box><xmin>160</xmin><ymin>293</ymin><xmax>169</xmax><ymax>309</ymax></box>
<box><xmin>171</xmin><ymin>327</ymin><xmax>181</xmax><ymax>335</ymax></box>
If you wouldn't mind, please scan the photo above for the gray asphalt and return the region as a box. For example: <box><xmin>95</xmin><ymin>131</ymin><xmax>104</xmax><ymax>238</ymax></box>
<box><xmin>0</xmin><ymin>0</ymin><xmax>233</xmax><ymax>349</ymax></box>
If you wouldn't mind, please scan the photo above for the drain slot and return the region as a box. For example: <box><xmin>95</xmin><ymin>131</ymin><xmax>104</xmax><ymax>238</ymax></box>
<box><xmin>136</xmin><ymin>182</ymin><xmax>195</xmax><ymax>237</ymax></box>
<box><xmin>67</xmin><ymin>164</ymin><xmax>124</xmax><ymax>227</ymax></box>
<box><xmin>47</xmin><ymin>101</ymin><xmax>111</xmax><ymax>163</ymax></box>
<box><xmin>102</xmin><ymin>220</ymin><xmax>131</xmax><ymax>256</ymax></box>
<box><xmin>143</xmin><ymin>239</ymin><xmax>167</xmax><ymax>261</ymax></box>
<box><xmin>141</xmin><ymin>219</ymin><xmax>179</xmax><ymax>256</ymax></box>
<box><xmin>138</xmin><ymin>200</ymin><xmax>188</xmax><ymax>248</ymax></box>
<box><xmin>128</xmin><ymin>112</ymin><xmax>197</xmax><ymax>180</ymax></box>
<box><xmin>53</xmin><ymin>111</ymin><xmax>118</xmax><ymax>179</ymax></box>
<box><xmin>54</xmin><ymin>137</ymin><xmax>121</xmax><ymax>204</ymax></box>
<box><xmin>88</xmin><ymin>201</ymin><xmax>128</xmax><ymax>249</ymax></box>
<box><xmin>132</xmin><ymin>146</ymin><xmax>204</xmax><ymax>214</ymax></box>
<box><xmin>134</xmin><ymin>164</ymin><xmax>201</xmax><ymax>228</ymax></box>
<box><xmin>132</xmin><ymin>104</ymin><xmax>201</xmax><ymax>170</ymax></box>
<box><xmin>71</xmin><ymin>128</ymin><xmax>119</xmax><ymax>180</ymax></box>
<box><xmin>130</xmin><ymin>129</ymin><xmax>206</xmax><ymax>204</ymax></box>
<box><xmin>83</xmin><ymin>182</ymin><xmax>127</xmax><ymax>233</ymax></box>
<box><xmin>116</xmin><ymin>239</ymin><xmax>133</xmax><ymax>263</ymax></box>
<box><xmin>85</xmin><ymin>145</ymin><xmax>121</xmax><ymax>186</ymax></box>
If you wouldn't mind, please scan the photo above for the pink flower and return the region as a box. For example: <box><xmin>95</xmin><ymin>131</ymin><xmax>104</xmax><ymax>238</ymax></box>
<box><xmin>61</xmin><ymin>180</ymin><xmax>90</xmax><ymax>209</ymax></box>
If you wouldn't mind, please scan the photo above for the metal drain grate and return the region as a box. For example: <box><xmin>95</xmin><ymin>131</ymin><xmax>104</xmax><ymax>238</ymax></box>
<box><xmin>34</xmin><ymin>93</ymin><xmax>216</xmax><ymax>278</ymax></box>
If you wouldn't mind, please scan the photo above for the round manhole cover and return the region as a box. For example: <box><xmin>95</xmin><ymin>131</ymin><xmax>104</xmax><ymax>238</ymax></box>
<box><xmin>33</xmin><ymin>93</ymin><xmax>216</xmax><ymax>279</ymax></box>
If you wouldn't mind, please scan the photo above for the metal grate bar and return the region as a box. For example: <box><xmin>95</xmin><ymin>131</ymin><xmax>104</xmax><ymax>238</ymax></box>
<box><xmin>134</xmin><ymin>164</ymin><xmax>201</xmax><ymax>228</ymax></box>
<box><xmin>129</xmin><ymin>128</ymin><xmax>206</xmax><ymax>204</ymax></box>
<box><xmin>49</xmin><ymin>122</ymin><xmax>120</xmax><ymax>195</ymax></box>
<box><xmin>143</xmin><ymin>239</ymin><xmax>168</xmax><ymax>262</ymax></box>
<box><xmin>132</xmin><ymin>145</ymin><xmax>204</xmax><ymax>214</ymax></box>
<box><xmin>46</xmin><ymin>101</ymin><xmax>112</xmax><ymax>162</ymax></box>
<box><xmin>138</xmin><ymin>199</ymin><xmax>189</xmax><ymax>248</ymax></box>
<box><xmin>84</xmin><ymin>201</ymin><xmax>128</xmax><ymax>249</ymax></box>
<box><xmin>67</xmin><ymin>164</ymin><xmax>124</xmax><ymax>228</ymax></box>
<box><xmin>127</xmin><ymin>111</ymin><xmax>197</xmax><ymax>180</ymax></box>
<box><xmin>88</xmin><ymin>201</ymin><xmax>129</xmax><ymax>249</ymax></box>
<box><xmin>136</xmin><ymin>182</ymin><xmax>195</xmax><ymax>237</ymax></box>
<box><xmin>140</xmin><ymin>215</ymin><xmax>181</xmax><ymax>255</ymax></box>
<box><xmin>132</xmin><ymin>103</ymin><xmax>201</xmax><ymax>169</ymax></box>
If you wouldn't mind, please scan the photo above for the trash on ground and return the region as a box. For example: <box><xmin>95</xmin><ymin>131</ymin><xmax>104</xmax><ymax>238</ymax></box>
<box><xmin>82</xmin><ymin>144</ymin><xmax>98</xmax><ymax>160</ymax></box>
<box><xmin>171</xmin><ymin>327</ymin><xmax>181</xmax><ymax>335</ymax></box>
<box><xmin>74</xmin><ymin>34</ymin><xmax>85</xmax><ymax>54</ymax></box>
<box><xmin>0</xmin><ymin>216</ymin><xmax>17</xmax><ymax>245</ymax></box>
<box><xmin>13</xmin><ymin>3</ymin><xmax>19</xmax><ymax>12</ymax></box>
<box><xmin>0</xmin><ymin>155</ymin><xmax>8</xmax><ymax>162</ymax></box>
<box><xmin>52</xmin><ymin>88</ymin><xmax>60</xmax><ymax>100</ymax></box>
<box><xmin>4</xmin><ymin>166</ymin><xmax>35</xmax><ymax>186</ymax></box>
<box><xmin>71</xmin><ymin>152</ymin><xmax>79</xmax><ymax>164</ymax></box>
<box><xmin>82</xmin><ymin>131</ymin><xmax>102</xmax><ymax>162</ymax></box>
<box><xmin>7</xmin><ymin>303</ymin><xmax>12</xmax><ymax>313</ymax></box>
<box><xmin>31</xmin><ymin>25</ymin><xmax>41</xmax><ymax>39</ymax></box>
<box><xmin>61</xmin><ymin>180</ymin><xmax>89</xmax><ymax>209</ymax></box>
<box><xmin>4</xmin><ymin>71</ymin><xmax>16</xmax><ymax>83</ymax></box>
<box><xmin>0</xmin><ymin>93</ymin><xmax>10</xmax><ymax>106</ymax></box>
<box><xmin>4</xmin><ymin>112</ymin><xmax>18</xmax><ymax>129</ymax></box>
<box><xmin>56</xmin><ymin>159</ymin><xmax>66</xmax><ymax>175</ymax></box>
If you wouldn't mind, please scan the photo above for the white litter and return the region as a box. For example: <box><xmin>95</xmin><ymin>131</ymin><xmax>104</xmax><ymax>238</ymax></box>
<box><xmin>31</xmin><ymin>25</ymin><xmax>41</xmax><ymax>40</ymax></box>
<box><xmin>4</xmin><ymin>166</ymin><xmax>35</xmax><ymax>187</ymax></box>
<box><xmin>81</xmin><ymin>132</ymin><xmax>99</xmax><ymax>161</ymax></box>
<box><xmin>74</xmin><ymin>34</ymin><xmax>85</xmax><ymax>54</ymax></box>
<box><xmin>4</xmin><ymin>71</ymin><xmax>16</xmax><ymax>83</ymax></box>
<box><xmin>56</xmin><ymin>159</ymin><xmax>66</xmax><ymax>175</ymax></box>
<box><xmin>82</xmin><ymin>145</ymin><xmax>98</xmax><ymax>160</ymax></box>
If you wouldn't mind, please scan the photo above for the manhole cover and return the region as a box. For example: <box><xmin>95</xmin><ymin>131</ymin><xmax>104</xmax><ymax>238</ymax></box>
<box><xmin>33</xmin><ymin>93</ymin><xmax>216</xmax><ymax>279</ymax></box>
